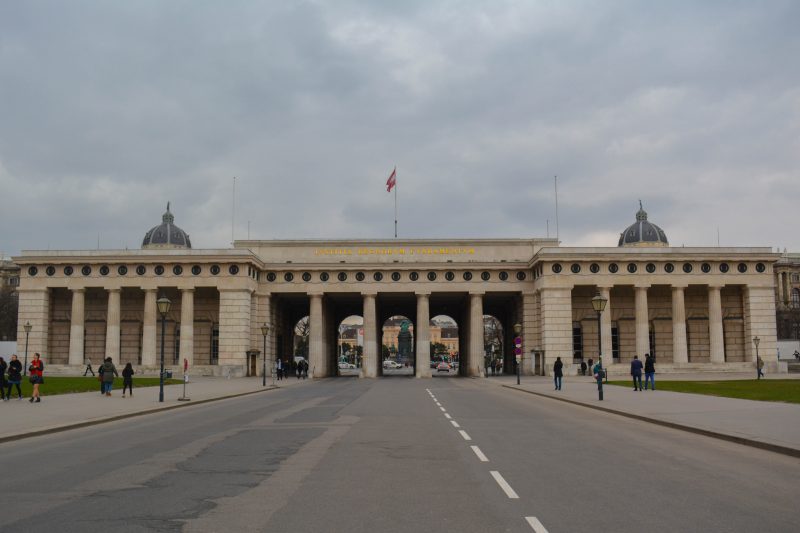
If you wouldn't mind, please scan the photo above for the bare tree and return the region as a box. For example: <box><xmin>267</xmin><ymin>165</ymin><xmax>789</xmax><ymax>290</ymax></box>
<box><xmin>0</xmin><ymin>287</ymin><xmax>18</xmax><ymax>341</ymax></box>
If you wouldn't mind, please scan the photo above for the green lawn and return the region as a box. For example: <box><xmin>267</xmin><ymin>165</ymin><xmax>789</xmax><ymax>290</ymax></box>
<box><xmin>607</xmin><ymin>379</ymin><xmax>800</xmax><ymax>404</ymax></box>
<box><xmin>3</xmin><ymin>376</ymin><xmax>182</xmax><ymax>397</ymax></box>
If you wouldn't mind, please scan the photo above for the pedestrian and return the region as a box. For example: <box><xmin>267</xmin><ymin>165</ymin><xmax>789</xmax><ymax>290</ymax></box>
<box><xmin>276</xmin><ymin>358</ymin><xmax>283</xmax><ymax>381</ymax></box>
<box><xmin>97</xmin><ymin>361</ymin><xmax>105</xmax><ymax>394</ymax></box>
<box><xmin>83</xmin><ymin>357</ymin><xmax>95</xmax><ymax>376</ymax></box>
<box><xmin>592</xmin><ymin>359</ymin><xmax>605</xmax><ymax>391</ymax></box>
<box><xmin>5</xmin><ymin>355</ymin><xmax>23</xmax><ymax>400</ymax></box>
<box><xmin>296</xmin><ymin>360</ymin><xmax>302</xmax><ymax>379</ymax></box>
<box><xmin>587</xmin><ymin>358</ymin><xmax>594</xmax><ymax>375</ymax></box>
<box><xmin>122</xmin><ymin>362</ymin><xmax>134</xmax><ymax>397</ymax></box>
<box><xmin>757</xmin><ymin>357</ymin><xmax>765</xmax><ymax>379</ymax></box>
<box><xmin>630</xmin><ymin>355</ymin><xmax>643</xmax><ymax>391</ymax></box>
<box><xmin>302</xmin><ymin>359</ymin><xmax>308</xmax><ymax>379</ymax></box>
<box><xmin>100</xmin><ymin>357</ymin><xmax>118</xmax><ymax>396</ymax></box>
<box><xmin>28</xmin><ymin>352</ymin><xmax>45</xmax><ymax>403</ymax></box>
<box><xmin>794</xmin><ymin>350</ymin><xmax>800</xmax><ymax>362</ymax></box>
<box><xmin>553</xmin><ymin>356</ymin><xmax>563</xmax><ymax>390</ymax></box>
<box><xmin>644</xmin><ymin>353</ymin><xmax>656</xmax><ymax>390</ymax></box>
<box><xmin>580</xmin><ymin>360</ymin><xmax>587</xmax><ymax>376</ymax></box>
<box><xmin>0</xmin><ymin>357</ymin><xmax>6</xmax><ymax>397</ymax></box>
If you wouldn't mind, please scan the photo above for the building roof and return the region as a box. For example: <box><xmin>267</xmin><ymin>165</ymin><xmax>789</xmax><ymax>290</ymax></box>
<box><xmin>618</xmin><ymin>202</ymin><xmax>669</xmax><ymax>247</ymax></box>
<box><xmin>142</xmin><ymin>203</ymin><xmax>191</xmax><ymax>249</ymax></box>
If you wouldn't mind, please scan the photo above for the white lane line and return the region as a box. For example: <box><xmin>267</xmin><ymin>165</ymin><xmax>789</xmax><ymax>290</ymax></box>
<box><xmin>490</xmin><ymin>471</ymin><xmax>519</xmax><ymax>499</ymax></box>
<box><xmin>450</xmin><ymin>420</ymin><xmax>460</xmax><ymax>428</ymax></box>
<box><xmin>458</xmin><ymin>430</ymin><xmax>472</xmax><ymax>441</ymax></box>
<box><xmin>444</xmin><ymin>413</ymin><xmax>452</xmax><ymax>419</ymax></box>
<box><xmin>525</xmin><ymin>517</ymin><xmax>549</xmax><ymax>532</ymax></box>
<box><xmin>470</xmin><ymin>445</ymin><xmax>489</xmax><ymax>462</ymax></box>
<box><xmin>439</xmin><ymin>407</ymin><xmax>446</xmax><ymax>412</ymax></box>
<box><xmin>435</xmin><ymin>402</ymin><xmax>442</xmax><ymax>407</ymax></box>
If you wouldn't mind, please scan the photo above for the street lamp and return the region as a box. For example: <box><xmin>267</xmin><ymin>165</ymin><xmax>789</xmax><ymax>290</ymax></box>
<box><xmin>157</xmin><ymin>296</ymin><xmax>171</xmax><ymax>402</ymax></box>
<box><xmin>753</xmin><ymin>336</ymin><xmax>761</xmax><ymax>380</ymax></box>
<box><xmin>513</xmin><ymin>323</ymin><xmax>522</xmax><ymax>385</ymax></box>
<box><xmin>591</xmin><ymin>292</ymin><xmax>608</xmax><ymax>401</ymax></box>
<box><xmin>22</xmin><ymin>321</ymin><xmax>32</xmax><ymax>376</ymax></box>
<box><xmin>260</xmin><ymin>323</ymin><xmax>271</xmax><ymax>387</ymax></box>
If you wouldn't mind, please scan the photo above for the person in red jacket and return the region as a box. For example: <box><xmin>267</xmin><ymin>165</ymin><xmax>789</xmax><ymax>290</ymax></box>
<box><xmin>28</xmin><ymin>352</ymin><xmax>44</xmax><ymax>403</ymax></box>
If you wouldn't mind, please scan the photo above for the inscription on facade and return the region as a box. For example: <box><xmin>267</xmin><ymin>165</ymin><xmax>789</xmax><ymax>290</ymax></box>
<box><xmin>314</xmin><ymin>247</ymin><xmax>476</xmax><ymax>256</ymax></box>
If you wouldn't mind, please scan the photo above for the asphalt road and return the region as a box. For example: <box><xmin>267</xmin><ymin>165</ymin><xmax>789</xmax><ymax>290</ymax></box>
<box><xmin>0</xmin><ymin>377</ymin><xmax>797</xmax><ymax>532</ymax></box>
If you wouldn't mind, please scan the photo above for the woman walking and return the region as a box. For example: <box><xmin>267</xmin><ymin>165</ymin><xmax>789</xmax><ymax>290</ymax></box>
<box><xmin>553</xmin><ymin>356</ymin><xmax>564</xmax><ymax>391</ymax></box>
<box><xmin>100</xmin><ymin>357</ymin><xmax>118</xmax><ymax>396</ymax></box>
<box><xmin>0</xmin><ymin>357</ymin><xmax>7</xmax><ymax>399</ymax></box>
<box><xmin>122</xmin><ymin>363</ymin><xmax>135</xmax><ymax>397</ymax></box>
<box><xmin>5</xmin><ymin>355</ymin><xmax>23</xmax><ymax>400</ymax></box>
<box><xmin>28</xmin><ymin>352</ymin><xmax>45</xmax><ymax>403</ymax></box>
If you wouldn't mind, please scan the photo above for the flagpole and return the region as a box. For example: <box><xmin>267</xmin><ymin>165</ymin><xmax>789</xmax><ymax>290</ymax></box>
<box><xmin>394</xmin><ymin>167</ymin><xmax>398</xmax><ymax>238</ymax></box>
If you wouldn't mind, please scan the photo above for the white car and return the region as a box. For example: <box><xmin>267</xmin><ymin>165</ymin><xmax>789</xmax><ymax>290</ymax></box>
<box><xmin>383</xmin><ymin>361</ymin><xmax>402</xmax><ymax>369</ymax></box>
<box><xmin>338</xmin><ymin>362</ymin><xmax>356</xmax><ymax>369</ymax></box>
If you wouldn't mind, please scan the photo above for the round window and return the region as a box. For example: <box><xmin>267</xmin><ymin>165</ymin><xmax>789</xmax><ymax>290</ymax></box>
<box><xmin>627</xmin><ymin>263</ymin><xmax>637</xmax><ymax>274</ymax></box>
<box><xmin>608</xmin><ymin>263</ymin><xmax>619</xmax><ymax>274</ymax></box>
<box><xmin>100</xmin><ymin>265</ymin><xmax>110</xmax><ymax>276</ymax></box>
<box><xmin>646</xmin><ymin>263</ymin><xmax>656</xmax><ymax>273</ymax></box>
<box><xmin>719</xmin><ymin>263</ymin><xmax>729</xmax><ymax>273</ymax></box>
<box><xmin>338</xmin><ymin>272</ymin><xmax>348</xmax><ymax>281</ymax></box>
<box><xmin>463</xmin><ymin>272</ymin><xmax>473</xmax><ymax>281</ymax></box>
<box><xmin>552</xmin><ymin>264</ymin><xmax>563</xmax><ymax>274</ymax></box>
<box><xmin>516</xmin><ymin>271</ymin><xmax>526</xmax><ymax>281</ymax></box>
<box><xmin>191</xmin><ymin>265</ymin><xmax>201</xmax><ymax>275</ymax></box>
<box><xmin>590</xmin><ymin>263</ymin><xmax>600</xmax><ymax>274</ymax></box>
<box><xmin>664</xmin><ymin>263</ymin><xmax>674</xmax><ymax>273</ymax></box>
<box><xmin>756</xmin><ymin>263</ymin><xmax>766</xmax><ymax>273</ymax></box>
<box><xmin>409</xmin><ymin>272</ymin><xmax>419</xmax><ymax>281</ymax></box>
<box><xmin>28</xmin><ymin>266</ymin><xmax>38</xmax><ymax>276</ymax></box>
<box><xmin>81</xmin><ymin>265</ymin><xmax>92</xmax><ymax>276</ymax></box>
<box><xmin>210</xmin><ymin>265</ymin><xmax>221</xmax><ymax>275</ymax></box>
<box><xmin>229</xmin><ymin>265</ymin><xmax>240</xmax><ymax>275</ymax></box>
<box><xmin>284</xmin><ymin>272</ymin><xmax>294</xmax><ymax>282</ymax></box>
<box><xmin>570</xmin><ymin>264</ymin><xmax>581</xmax><ymax>274</ymax></box>
<box><xmin>154</xmin><ymin>265</ymin><xmax>165</xmax><ymax>276</ymax></box>
<box><xmin>445</xmin><ymin>271</ymin><xmax>455</xmax><ymax>281</ymax></box>
<box><xmin>302</xmin><ymin>272</ymin><xmax>312</xmax><ymax>282</ymax></box>
<box><xmin>737</xmin><ymin>263</ymin><xmax>748</xmax><ymax>273</ymax></box>
<box><xmin>392</xmin><ymin>272</ymin><xmax>402</xmax><ymax>281</ymax></box>
<box><xmin>46</xmin><ymin>266</ymin><xmax>56</xmax><ymax>276</ymax></box>
<box><xmin>355</xmin><ymin>272</ymin><xmax>365</xmax><ymax>281</ymax></box>
<box><xmin>64</xmin><ymin>266</ymin><xmax>74</xmax><ymax>276</ymax></box>
<box><xmin>683</xmin><ymin>263</ymin><xmax>693</xmax><ymax>273</ymax></box>
<box><xmin>481</xmin><ymin>271</ymin><xmax>490</xmax><ymax>281</ymax></box>
<box><xmin>701</xmin><ymin>263</ymin><xmax>711</xmax><ymax>273</ymax></box>
<box><xmin>173</xmin><ymin>265</ymin><xmax>183</xmax><ymax>276</ymax></box>
<box><xmin>499</xmin><ymin>271</ymin><xmax>509</xmax><ymax>281</ymax></box>
<box><xmin>118</xmin><ymin>265</ymin><xmax>128</xmax><ymax>276</ymax></box>
<box><xmin>427</xmin><ymin>272</ymin><xmax>437</xmax><ymax>281</ymax></box>
<box><xmin>320</xmin><ymin>272</ymin><xmax>330</xmax><ymax>282</ymax></box>
<box><xmin>135</xmin><ymin>265</ymin><xmax>145</xmax><ymax>276</ymax></box>
<box><xmin>373</xmin><ymin>272</ymin><xmax>383</xmax><ymax>281</ymax></box>
<box><xmin>266</xmin><ymin>272</ymin><xmax>277</xmax><ymax>282</ymax></box>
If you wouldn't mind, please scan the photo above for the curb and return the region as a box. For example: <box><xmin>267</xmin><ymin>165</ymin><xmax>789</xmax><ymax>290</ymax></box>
<box><xmin>502</xmin><ymin>384</ymin><xmax>800</xmax><ymax>459</ymax></box>
<box><xmin>0</xmin><ymin>385</ymin><xmax>283</xmax><ymax>445</ymax></box>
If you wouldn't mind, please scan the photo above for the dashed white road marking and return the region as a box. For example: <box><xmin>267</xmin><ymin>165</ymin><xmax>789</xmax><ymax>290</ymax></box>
<box><xmin>435</xmin><ymin>402</ymin><xmax>442</xmax><ymax>406</ymax></box>
<box><xmin>444</xmin><ymin>413</ymin><xmax>452</xmax><ymax>419</ymax></box>
<box><xmin>450</xmin><ymin>420</ymin><xmax>460</xmax><ymax>428</ymax></box>
<box><xmin>525</xmin><ymin>517</ymin><xmax>549</xmax><ymax>532</ymax></box>
<box><xmin>490</xmin><ymin>471</ymin><xmax>519</xmax><ymax>499</ymax></box>
<box><xmin>439</xmin><ymin>407</ymin><xmax>446</xmax><ymax>412</ymax></box>
<box><xmin>458</xmin><ymin>430</ymin><xmax>472</xmax><ymax>441</ymax></box>
<box><xmin>470</xmin><ymin>445</ymin><xmax>489</xmax><ymax>462</ymax></box>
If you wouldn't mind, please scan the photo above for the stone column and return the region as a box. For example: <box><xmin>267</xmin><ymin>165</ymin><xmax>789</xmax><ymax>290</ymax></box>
<box><xmin>635</xmin><ymin>286</ymin><xmax>650</xmax><ymax>358</ymax></box>
<box><xmin>218</xmin><ymin>289</ymin><xmax>252</xmax><ymax>375</ymax></box>
<box><xmin>180</xmin><ymin>289</ymin><xmax>195</xmax><ymax>367</ymax></box>
<box><xmin>708</xmin><ymin>285</ymin><xmax>725</xmax><ymax>363</ymax></box>
<box><xmin>362</xmin><ymin>293</ymin><xmax>378</xmax><ymax>378</ymax></box>
<box><xmin>309</xmin><ymin>293</ymin><xmax>324</xmax><ymax>378</ymax></box>
<box><xmin>105</xmin><ymin>289</ymin><xmax>121</xmax><ymax>364</ymax></box>
<box><xmin>16</xmin><ymin>289</ymin><xmax>50</xmax><ymax>360</ymax></box>
<box><xmin>672</xmin><ymin>286</ymin><xmax>688</xmax><ymax>364</ymax></box>
<box><xmin>777</xmin><ymin>271</ymin><xmax>784</xmax><ymax>309</ymax></box>
<box><xmin>415</xmin><ymin>293</ymin><xmax>431</xmax><ymax>378</ymax></box>
<box><xmin>68</xmin><ymin>288</ymin><xmax>86</xmax><ymax>366</ymax></box>
<box><xmin>141</xmin><ymin>289</ymin><xmax>157</xmax><ymax>366</ymax></box>
<box><xmin>784</xmin><ymin>272</ymin><xmax>790</xmax><ymax>305</ymax></box>
<box><xmin>468</xmin><ymin>292</ymin><xmax>484</xmax><ymax>377</ymax></box>
<box><xmin>598</xmin><ymin>286</ymin><xmax>613</xmax><ymax>365</ymax></box>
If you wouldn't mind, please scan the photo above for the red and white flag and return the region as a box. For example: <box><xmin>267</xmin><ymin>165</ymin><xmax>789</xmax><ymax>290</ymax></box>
<box><xmin>386</xmin><ymin>167</ymin><xmax>396</xmax><ymax>192</ymax></box>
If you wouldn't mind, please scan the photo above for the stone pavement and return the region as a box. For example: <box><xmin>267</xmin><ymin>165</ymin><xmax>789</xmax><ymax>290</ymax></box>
<box><xmin>487</xmin><ymin>374</ymin><xmax>800</xmax><ymax>457</ymax></box>
<box><xmin>0</xmin><ymin>375</ymin><xmax>312</xmax><ymax>442</ymax></box>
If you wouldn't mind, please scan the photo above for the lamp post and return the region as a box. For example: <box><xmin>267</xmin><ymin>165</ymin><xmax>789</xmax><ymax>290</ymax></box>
<box><xmin>22</xmin><ymin>321</ymin><xmax>32</xmax><ymax>376</ymax></box>
<box><xmin>260</xmin><ymin>323</ymin><xmax>271</xmax><ymax>387</ymax></box>
<box><xmin>591</xmin><ymin>292</ymin><xmax>608</xmax><ymax>401</ymax></box>
<box><xmin>753</xmin><ymin>336</ymin><xmax>761</xmax><ymax>380</ymax></box>
<box><xmin>513</xmin><ymin>323</ymin><xmax>522</xmax><ymax>385</ymax></box>
<box><xmin>157</xmin><ymin>296</ymin><xmax>171</xmax><ymax>402</ymax></box>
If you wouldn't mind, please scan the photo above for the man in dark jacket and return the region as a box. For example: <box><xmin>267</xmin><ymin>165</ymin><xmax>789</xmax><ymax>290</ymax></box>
<box><xmin>553</xmin><ymin>357</ymin><xmax>564</xmax><ymax>390</ymax></box>
<box><xmin>644</xmin><ymin>354</ymin><xmax>656</xmax><ymax>390</ymax></box>
<box><xmin>630</xmin><ymin>355</ymin><xmax>644</xmax><ymax>391</ymax></box>
<box><xmin>100</xmin><ymin>357</ymin><xmax>119</xmax><ymax>396</ymax></box>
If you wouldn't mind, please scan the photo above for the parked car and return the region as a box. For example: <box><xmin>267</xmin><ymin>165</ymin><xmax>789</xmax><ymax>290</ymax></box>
<box><xmin>383</xmin><ymin>360</ymin><xmax>402</xmax><ymax>369</ymax></box>
<box><xmin>436</xmin><ymin>362</ymin><xmax>451</xmax><ymax>372</ymax></box>
<box><xmin>338</xmin><ymin>362</ymin><xmax>356</xmax><ymax>369</ymax></box>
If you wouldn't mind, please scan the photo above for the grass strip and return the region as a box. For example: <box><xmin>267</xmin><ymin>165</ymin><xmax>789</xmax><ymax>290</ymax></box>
<box><xmin>3</xmin><ymin>376</ymin><xmax>183</xmax><ymax>397</ymax></box>
<box><xmin>606</xmin><ymin>379</ymin><xmax>800</xmax><ymax>404</ymax></box>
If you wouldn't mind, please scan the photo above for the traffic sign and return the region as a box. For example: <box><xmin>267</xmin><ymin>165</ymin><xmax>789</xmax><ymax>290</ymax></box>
<box><xmin>514</xmin><ymin>347</ymin><xmax>522</xmax><ymax>355</ymax></box>
<box><xmin>514</xmin><ymin>336</ymin><xmax>522</xmax><ymax>346</ymax></box>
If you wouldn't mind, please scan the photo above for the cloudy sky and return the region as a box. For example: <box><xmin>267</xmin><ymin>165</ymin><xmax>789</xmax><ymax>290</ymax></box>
<box><xmin>1</xmin><ymin>1</ymin><xmax>798</xmax><ymax>257</ymax></box>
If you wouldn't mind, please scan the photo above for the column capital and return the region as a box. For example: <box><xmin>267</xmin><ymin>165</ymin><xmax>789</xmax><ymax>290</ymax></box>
<box><xmin>360</xmin><ymin>291</ymin><xmax>378</xmax><ymax>297</ymax></box>
<box><xmin>105</xmin><ymin>287</ymin><xmax>122</xmax><ymax>293</ymax></box>
<box><xmin>180</xmin><ymin>287</ymin><xmax>196</xmax><ymax>293</ymax></box>
<box><xmin>634</xmin><ymin>284</ymin><xmax>651</xmax><ymax>290</ymax></box>
<box><xmin>707</xmin><ymin>284</ymin><xmax>724</xmax><ymax>290</ymax></box>
<box><xmin>671</xmin><ymin>283</ymin><xmax>689</xmax><ymax>290</ymax></box>
<box><xmin>468</xmin><ymin>291</ymin><xmax>485</xmax><ymax>296</ymax></box>
<box><xmin>71</xmin><ymin>287</ymin><xmax>86</xmax><ymax>293</ymax></box>
<box><xmin>596</xmin><ymin>285</ymin><xmax>613</xmax><ymax>291</ymax></box>
<box><xmin>414</xmin><ymin>291</ymin><xmax>431</xmax><ymax>297</ymax></box>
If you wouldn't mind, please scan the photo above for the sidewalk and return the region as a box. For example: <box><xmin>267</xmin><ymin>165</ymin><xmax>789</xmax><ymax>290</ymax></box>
<box><xmin>488</xmin><ymin>374</ymin><xmax>800</xmax><ymax>457</ymax></box>
<box><xmin>0</xmin><ymin>376</ymin><xmax>312</xmax><ymax>443</ymax></box>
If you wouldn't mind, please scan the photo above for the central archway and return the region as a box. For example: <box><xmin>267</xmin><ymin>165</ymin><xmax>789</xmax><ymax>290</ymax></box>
<box><xmin>382</xmin><ymin>315</ymin><xmax>415</xmax><ymax>376</ymax></box>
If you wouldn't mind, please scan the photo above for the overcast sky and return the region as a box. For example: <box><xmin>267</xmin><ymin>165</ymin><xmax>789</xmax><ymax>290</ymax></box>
<box><xmin>1</xmin><ymin>1</ymin><xmax>798</xmax><ymax>257</ymax></box>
